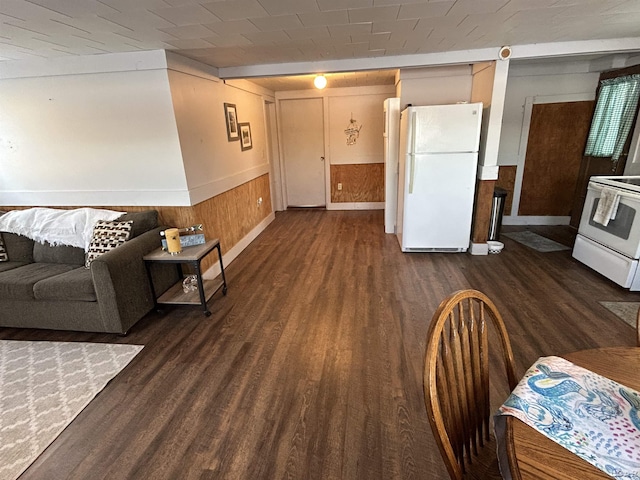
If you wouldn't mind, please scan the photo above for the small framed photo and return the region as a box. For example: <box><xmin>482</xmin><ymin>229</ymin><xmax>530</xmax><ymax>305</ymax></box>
<box><xmin>239</xmin><ymin>122</ymin><xmax>252</xmax><ymax>151</ymax></box>
<box><xmin>224</xmin><ymin>103</ymin><xmax>239</xmax><ymax>141</ymax></box>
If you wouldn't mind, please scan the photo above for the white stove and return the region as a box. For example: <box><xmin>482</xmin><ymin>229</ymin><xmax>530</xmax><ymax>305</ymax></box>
<box><xmin>573</xmin><ymin>175</ymin><xmax>640</xmax><ymax>290</ymax></box>
<box><xmin>590</xmin><ymin>175</ymin><xmax>640</xmax><ymax>193</ymax></box>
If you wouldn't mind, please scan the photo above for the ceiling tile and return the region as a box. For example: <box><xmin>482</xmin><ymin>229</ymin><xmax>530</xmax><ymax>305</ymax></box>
<box><xmin>605</xmin><ymin>0</ymin><xmax>640</xmax><ymax>13</ymax></box>
<box><xmin>250</xmin><ymin>14</ymin><xmax>303</xmax><ymax>32</ymax></box>
<box><xmin>498</xmin><ymin>0</ymin><xmax>557</xmax><ymax>12</ymax></box>
<box><xmin>256</xmin><ymin>0</ymin><xmax>319</xmax><ymax>16</ymax></box>
<box><xmin>202</xmin><ymin>34</ymin><xmax>253</xmax><ymax>47</ymax></box>
<box><xmin>201</xmin><ymin>1</ymin><xmax>269</xmax><ymax>21</ymax></box>
<box><xmin>96</xmin><ymin>0</ymin><xmax>170</xmax><ymax>11</ymax></box>
<box><xmin>164</xmin><ymin>37</ymin><xmax>215</xmax><ymax>49</ymax></box>
<box><xmin>328</xmin><ymin>22</ymin><xmax>373</xmax><ymax>36</ymax></box>
<box><xmin>159</xmin><ymin>24</ymin><xmax>216</xmax><ymax>39</ymax></box>
<box><xmin>412</xmin><ymin>14</ymin><xmax>467</xmax><ymax>30</ymax></box>
<box><xmin>373</xmin><ymin>0</ymin><xmax>427</xmax><ymax>5</ymax></box>
<box><xmin>348</xmin><ymin>6</ymin><xmax>400</xmax><ymax>23</ymax></box>
<box><xmin>150</xmin><ymin>4</ymin><xmax>221</xmax><ymax>26</ymax></box>
<box><xmin>298</xmin><ymin>10</ymin><xmax>349</xmax><ymax>27</ymax></box>
<box><xmin>317</xmin><ymin>0</ymin><xmax>374</xmax><ymax>11</ymax></box>
<box><xmin>241</xmin><ymin>30</ymin><xmax>291</xmax><ymax>44</ymax></box>
<box><xmin>285</xmin><ymin>26</ymin><xmax>331</xmax><ymax>40</ymax></box>
<box><xmin>25</xmin><ymin>0</ymin><xmax>117</xmax><ymax>17</ymax></box>
<box><xmin>351</xmin><ymin>31</ymin><xmax>390</xmax><ymax>43</ymax></box>
<box><xmin>398</xmin><ymin>2</ymin><xmax>454</xmax><ymax>19</ymax></box>
<box><xmin>203</xmin><ymin>19</ymin><xmax>260</xmax><ymax>36</ymax></box>
<box><xmin>0</xmin><ymin>0</ymin><xmax>68</xmax><ymax>22</ymax></box>
<box><xmin>447</xmin><ymin>0</ymin><xmax>510</xmax><ymax>16</ymax></box>
<box><xmin>99</xmin><ymin>10</ymin><xmax>176</xmax><ymax>30</ymax></box>
<box><xmin>372</xmin><ymin>18</ymin><xmax>418</xmax><ymax>33</ymax></box>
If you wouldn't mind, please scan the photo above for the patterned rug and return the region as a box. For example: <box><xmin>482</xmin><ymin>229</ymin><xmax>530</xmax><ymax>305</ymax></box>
<box><xmin>502</xmin><ymin>231</ymin><xmax>571</xmax><ymax>252</ymax></box>
<box><xmin>0</xmin><ymin>340</ymin><xmax>143</xmax><ymax>480</ymax></box>
<box><xmin>599</xmin><ymin>301</ymin><xmax>639</xmax><ymax>329</ymax></box>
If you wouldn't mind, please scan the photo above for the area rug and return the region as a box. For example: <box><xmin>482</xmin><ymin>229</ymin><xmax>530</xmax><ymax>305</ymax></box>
<box><xmin>0</xmin><ymin>340</ymin><xmax>143</xmax><ymax>480</ymax></box>
<box><xmin>502</xmin><ymin>231</ymin><xmax>571</xmax><ymax>252</ymax></box>
<box><xmin>599</xmin><ymin>301</ymin><xmax>639</xmax><ymax>329</ymax></box>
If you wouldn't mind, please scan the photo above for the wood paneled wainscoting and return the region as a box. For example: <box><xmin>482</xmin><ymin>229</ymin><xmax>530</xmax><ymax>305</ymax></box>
<box><xmin>1</xmin><ymin>174</ymin><xmax>273</xmax><ymax>275</ymax></box>
<box><xmin>330</xmin><ymin>163</ymin><xmax>384</xmax><ymax>203</ymax></box>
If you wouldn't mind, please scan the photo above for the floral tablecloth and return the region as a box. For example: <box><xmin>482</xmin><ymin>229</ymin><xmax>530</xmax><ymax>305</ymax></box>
<box><xmin>494</xmin><ymin>356</ymin><xmax>640</xmax><ymax>480</ymax></box>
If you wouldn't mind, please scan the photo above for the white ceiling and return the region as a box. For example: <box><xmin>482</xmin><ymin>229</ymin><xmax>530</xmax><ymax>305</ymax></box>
<box><xmin>1</xmin><ymin>0</ymin><xmax>640</xmax><ymax>89</ymax></box>
<box><xmin>249</xmin><ymin>70</ymin><xmax>397</xmax><ymax>90</ymax></box>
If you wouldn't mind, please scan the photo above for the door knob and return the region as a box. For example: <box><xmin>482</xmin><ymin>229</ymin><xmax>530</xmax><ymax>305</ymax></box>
<box><xmin>320</xmin><ymin>156</ymin><xmax>325</xmax><ymax>161</ymax></box>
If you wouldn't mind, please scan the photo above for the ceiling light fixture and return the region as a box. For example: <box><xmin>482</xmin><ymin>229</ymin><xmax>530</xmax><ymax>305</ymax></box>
<box><xmin>314</xmin><ymin>75</ymin><xmax>327</xmax><ymax>89</ymax></box>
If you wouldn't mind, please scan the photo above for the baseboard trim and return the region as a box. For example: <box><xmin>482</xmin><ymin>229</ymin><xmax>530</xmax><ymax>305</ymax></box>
<box><xmin>503</xmin><ymin>215</ymin><xmax>570</xmax><ymax>226</ymax></box>
<box><xmin>326</xmin><ymin>202</ymin><xmax>385</xmax><ymax>211</ymax></box>
<box><xmin>203</xmin><ymin>211</ymin><xmax>275</xmax><ymax>279</ymax></box>
<box><xmin>469</xmin><ymin>242</ymin><xmax>489</xmax><ymax>255</ymax></box>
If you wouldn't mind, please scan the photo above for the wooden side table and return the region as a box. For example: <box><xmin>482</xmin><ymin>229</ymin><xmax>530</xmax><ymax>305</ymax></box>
<box><xmin>143</xmin><ymin>239</ymin><xmax>227</xmax><ymax>316</ymax></box>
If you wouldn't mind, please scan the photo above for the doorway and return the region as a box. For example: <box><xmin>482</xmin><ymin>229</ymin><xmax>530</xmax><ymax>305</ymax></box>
<box><xmin>509</xmin><ymin>94</ymin><xmax>595</xmax><ymax>225</ymax></box>
<box><xmin>519</xmin><ymin>100</ymin><xmax>594</xmax><ymax>217</ymax></box>
<box><xmin>279</xmin><ymin>98</ymin><xmax>326</xmax><ymax>207</ymax></box>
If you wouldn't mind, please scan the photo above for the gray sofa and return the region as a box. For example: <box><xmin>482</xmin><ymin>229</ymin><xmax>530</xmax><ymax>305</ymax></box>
<box><xmin>0</xmin><ymin>210</ymin><xmax>178</xmax><ymax>334</ymax></box>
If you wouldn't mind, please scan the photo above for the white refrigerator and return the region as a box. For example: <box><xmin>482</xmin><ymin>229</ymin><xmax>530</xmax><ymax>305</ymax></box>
<box><xmin>383</xmin><ymin>97</ymin><xmax>400</xmax><ymax>234</ymax></box>
<box><xmin>396</xmin><ymin>103</ymin><xmax>483</xmax><ymax>252</ymax></box>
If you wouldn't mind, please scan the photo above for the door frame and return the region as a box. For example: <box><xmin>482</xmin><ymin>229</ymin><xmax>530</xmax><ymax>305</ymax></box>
<box><xmin>506</xmin><ymin>92</ymin><xmax>595</xmax><ymax>225</ymax></box>
<box><xmin>275</xmin><ymin>95</ymin><xmax>328</xmax><ymax>209</ymax></box>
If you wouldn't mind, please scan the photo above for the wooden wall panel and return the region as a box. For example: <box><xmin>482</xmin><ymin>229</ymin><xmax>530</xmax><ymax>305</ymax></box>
<box><xmin>471</xmin><ymin>179</ymin><xmax>495</xmax><ymax>244</ymax></box>
<box><xmin>519</xmin><ymin>101</ymin><xmax>594</xmax><ymax>216</ymax></box>
<box><xmin>1</xmin><ymin>174</ymin><xmax>272</xmax><ymax>274</ymax></box>
<box><xmin>330</xmin><ymin>163</ymin><xmax>384</xmax><ymax>203</ymax></box>
<box><xmin>496</xmin><ymin>165</ymin><xmax>517</xmax><ymax>215</ymax></box>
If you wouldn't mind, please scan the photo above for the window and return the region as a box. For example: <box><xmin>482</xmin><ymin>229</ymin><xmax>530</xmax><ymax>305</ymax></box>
<box><xmin>584</xmin><ymin>74</ymin><xmax>640</xmax><ymax>160</ymax></box>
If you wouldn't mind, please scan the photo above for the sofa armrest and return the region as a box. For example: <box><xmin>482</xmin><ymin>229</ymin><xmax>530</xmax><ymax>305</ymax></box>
<box><xmin>90</xmin><ymin>227</ymin><xmax>178</xmax><ymax>333</ymax></box>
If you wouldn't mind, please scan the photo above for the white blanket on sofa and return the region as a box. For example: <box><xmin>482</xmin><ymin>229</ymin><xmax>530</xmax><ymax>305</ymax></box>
<box><xmin>0</xmin><ymin>208</ymin><xmax>123</xmax><ymax>251</ymax></box>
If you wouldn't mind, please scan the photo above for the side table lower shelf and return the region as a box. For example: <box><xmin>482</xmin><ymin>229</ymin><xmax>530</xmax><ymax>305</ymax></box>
<box><xmin>157</xmin><ymin>278</ymin><xmax>225</xmax><ymax>306</ymax></box>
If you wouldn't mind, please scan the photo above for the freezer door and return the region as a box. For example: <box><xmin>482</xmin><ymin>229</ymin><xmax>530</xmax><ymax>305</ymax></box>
<box><xmin>410</xmin><ymin>103</ymin><xmax>482</xmax><ymax>154</ymax></box>
<box><xmin>401</xmin><ymin>152</ymin><xmax>478</xmax><ymax>251</ymax></box>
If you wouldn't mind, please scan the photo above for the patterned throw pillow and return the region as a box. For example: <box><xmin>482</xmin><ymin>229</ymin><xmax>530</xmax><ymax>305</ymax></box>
<box><xmin>0</xmin><ymin>234</ymin><xmax>7</xmax><ymax>262</ymax></box>
<box><xmin>85</xmin><ymin>220</ymin><xmax>133</xmax><ymax>268</ymax></box>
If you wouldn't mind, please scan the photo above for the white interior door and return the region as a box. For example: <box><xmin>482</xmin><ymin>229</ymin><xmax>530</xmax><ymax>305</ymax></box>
<box><xmin>280</xmin><ymin>98</ymin><xmax>326</xmax><ymax>207</ymax></box>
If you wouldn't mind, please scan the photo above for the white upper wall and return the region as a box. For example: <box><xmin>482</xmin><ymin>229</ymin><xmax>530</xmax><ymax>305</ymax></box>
<box><xmin>328</xmin><ymin>93</ymin><xmax>388</xmax><ymax>165</ymax></box>
<box><xmin>498</xmin><ymin>60</ymin><xmax>600</xmax><ymax>166</ymax></box>
<box><xmin>168</xmin><ymin>72</ymin><xmax>270</xmax><ymax>205</ymax></box>
<box><xmin>0</xmin><ymin>66</ymin><xmax>189</xmax><ymax>206</ymax></box>
<box><xmin>0</xmin><ymin>50</ymin><xmax>272</xmax><ymax>207</ymax></box>
<box><xmin>397</xmin><ymin>65</ymin><xmax>472</xmax><ymax>108</ymax></box>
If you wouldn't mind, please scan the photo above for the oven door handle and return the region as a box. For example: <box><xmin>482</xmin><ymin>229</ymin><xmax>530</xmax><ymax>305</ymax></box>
<box><xmin>589</xmin><ymin>181</ymin><xmax>640</xmax><ymax>201</ymax></box>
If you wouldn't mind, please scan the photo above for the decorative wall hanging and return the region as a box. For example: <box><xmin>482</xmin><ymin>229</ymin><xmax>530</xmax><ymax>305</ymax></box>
<box><xmin>224</xmin><ymin>103</ymin><xmax>239</xmax><ymax>141</ymax></box>
<box><xmin>344</xmin><ymin>114</ymin><xmax>362</xmax><ymax>145</ymax></box>
<box><xmin>239</xmin><ymin>123</ymin><xmax>253</xmax><ymax>151</ymax></box>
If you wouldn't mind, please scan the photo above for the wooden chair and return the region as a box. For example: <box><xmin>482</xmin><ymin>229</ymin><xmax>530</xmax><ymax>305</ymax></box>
<box><xmin>423</xmin><ymin>289</ymin><xmax>518</xmax><ymax>480</ymax></box>
<box><xmin>636</xmin><ymin>306</ymin><xmax>640</xmax><ymax>347</ymax></box>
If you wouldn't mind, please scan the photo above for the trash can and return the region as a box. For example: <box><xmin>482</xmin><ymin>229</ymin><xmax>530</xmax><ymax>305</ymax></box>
<box><xmin>488</xmin><ymin>187</ymin><xmax>507</xmax><ymax>241</ymax></box>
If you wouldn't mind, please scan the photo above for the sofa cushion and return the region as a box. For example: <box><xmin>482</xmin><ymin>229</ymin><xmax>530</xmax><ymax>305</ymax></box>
<box><xmin>0</xmin><ymin>263</ymin><xmax>77</xmax><ymax>300</ymax></box>
<box><xmin>0</xmin><ymin>261</ymin><xmax>28</xmax><ymax>273</ymax></box>
<box><xmin>85</xmin><ymin>220</ymin><xmax>132</xmax><ymax>268</ymax></box>
<box><xmin>0</xmin><ymin>234</ymin><xmax>7</xmax><ymax>262</ymax></box>
<box><xmin>116</xmin><ymin>210</ymin><xmax>158</xmax><ymax>239</ymax></box>
<box><xmin>0</xmin><ymin>232</ymin><xmax>34</xmax><ymax>263</ymax></box>
<box><xmin>33</xmin><ymin>267</ymin><xmax>96</xmax><ymax>302</ymax></box>
<box><xmin>33</xmin><ymin>241</ymin><xmax>85</xmax><ymax>265</ymax></box>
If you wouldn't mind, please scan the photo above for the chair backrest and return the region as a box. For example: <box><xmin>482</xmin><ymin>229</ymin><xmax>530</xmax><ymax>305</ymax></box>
<box><xmin>636</xmin><ymin>306</ymin><xmax>640</xmax><ymax>347</ymax></box>
<box><xmin>423</xmin><ymin>289</ymin><xmax>517</xmax><ymax>480</ymax></box>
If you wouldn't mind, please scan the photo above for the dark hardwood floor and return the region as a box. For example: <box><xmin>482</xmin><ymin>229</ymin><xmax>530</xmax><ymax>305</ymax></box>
<box><xmin>4</xmin><ymin>210</ymin><xmax>639</xmax><ymax>479</ymax></box>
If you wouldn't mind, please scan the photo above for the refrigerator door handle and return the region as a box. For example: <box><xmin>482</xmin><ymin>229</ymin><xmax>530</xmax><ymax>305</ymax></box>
<box><xmin>409</xmin><ymin>155</ymin><xmax>415</xmax><ymax>194</ymax></box>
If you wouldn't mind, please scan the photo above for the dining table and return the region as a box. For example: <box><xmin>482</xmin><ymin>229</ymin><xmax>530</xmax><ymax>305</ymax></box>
<box><xmin>502</xmin><ymin>346</ymin><xmax>640</xmax><ymax>480</ymax></box>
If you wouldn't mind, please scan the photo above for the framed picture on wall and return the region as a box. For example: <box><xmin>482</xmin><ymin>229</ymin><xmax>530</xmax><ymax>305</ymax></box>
<box><xmin>239</xmin><ymin>123</ymin><xmax>252</xmax><ymax>151</ymax></box>
<box><xmin>224</xmin><ymin>103</ymin><xmax>239</xmax><ymax>141</ymax></box>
